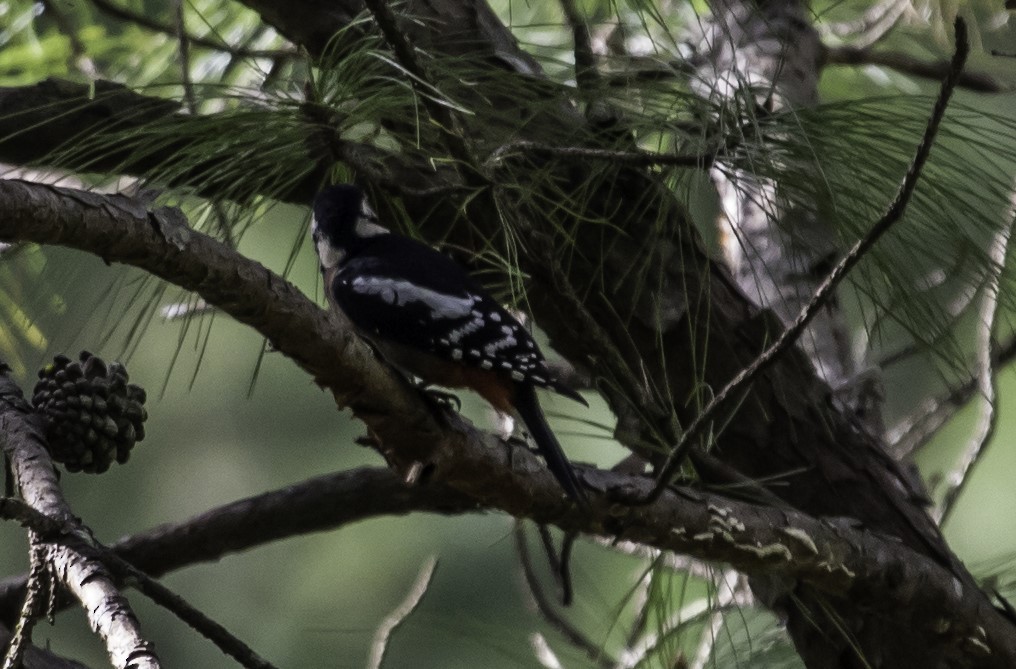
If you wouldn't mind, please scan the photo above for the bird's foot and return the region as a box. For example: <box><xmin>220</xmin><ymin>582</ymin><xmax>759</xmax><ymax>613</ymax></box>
<box><xmin>418</xmin><ymin>385</ymin><xmax>462</xmax><ymax>412</ymax></box>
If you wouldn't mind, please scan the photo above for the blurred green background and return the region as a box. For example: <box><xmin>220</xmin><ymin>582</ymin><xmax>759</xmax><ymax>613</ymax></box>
<box><xmin>2</xmin><ymin>0</ymin><xmax>1016</xmax><ymax>666</ymax></box>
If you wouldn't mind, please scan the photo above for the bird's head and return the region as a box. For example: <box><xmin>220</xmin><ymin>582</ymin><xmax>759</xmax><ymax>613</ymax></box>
<box><xmin>311</xmin><ymin>184</ymin><xmax>388</xmax><ymax>269</ymax></box>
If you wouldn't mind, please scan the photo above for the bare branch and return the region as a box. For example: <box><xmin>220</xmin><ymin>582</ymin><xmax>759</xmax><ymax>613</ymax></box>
<box><xmin>0</xmin><ymin>475</ymin><xmax>280</xmax><ymax>668</ymax></box>
<box><xmin>937</xmin><ymin>191</ymin><xmax>1016</xmax><ymax>524</ymax></box>
<box><xmin>888</xmin><ymin>333</ymin><xmax>1016</xmax><ymax>457</ymax></box>
<box><xmin>650</xmin><ymin>18</ymin><xmax>970</xmax><ymax>500</ymax></box>
<box><xmin>689</xmin><ymin>571</ymin><xmax>747</xmax><ymax>669</ymax></box>
<box><xmin>826</xmin><ymin>45</ymin><xmax>1008</xmax><ymax>93</ymax></box>
<box><xmin>0</xmin><ymin>468</ymin><xmax>477</xmax><ymax>622</ymax></box>
<box><xmin>0</xmin><ymin>372</ymin><xmax>160</xmax><ymax>669</ymax></box>
<box><xmin>515</xmin><ymin>523</ymin><xmax>613</xmax><ymax>669</ymax></box>
<box><xmin>109</xmin><ymin>556</ymin><xmax>279</xmax><ymax>669</ymax></box>
<box><xmin>1</xmin><ymin>177</ymin><xmax>1014</xmax><ymax>660</ymax></box>
<box><xmin>1</xmin><ymin>537</ymin><xmax>50</xmax><ymax>669</ymax></box>
<box><xmin>488</xmin><ymin>140</ymin><xmax>719</xmax><ymax>169</ymax></box>
<box><xmin>175</xmin><ymin>0</ymin><xmax>197</xmax><ymax>115</ymax></box>
<box><xmin>818</xmin><ymin>0</ymin><xmax>910</xmax><ymax>48</ymax></box>
<box><xmin>366</xmin><ymin>556</ymin><xmax>438</xmax><ymax>669</ymax></box>
<box><xmin>87</xmin><ymin>0</ymin><xmax>294</xmax><ymax>59</ymax></box>
<box><xmin>558</xmin><ymin>0</ymin><xmax>598</xmax><ymax>90</ymax></box>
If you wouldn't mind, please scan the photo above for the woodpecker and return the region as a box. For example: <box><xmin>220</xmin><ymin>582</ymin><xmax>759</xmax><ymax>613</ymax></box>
<box><xmin>311</xmin><ymin>184</ymin><xmax>588</xmax><ymax>504</ymax></box>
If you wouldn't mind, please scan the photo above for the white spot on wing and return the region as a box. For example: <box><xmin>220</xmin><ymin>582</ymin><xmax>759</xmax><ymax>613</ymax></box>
<box><xmin>483</xmin><ymin>333</ymin><xmax>518</xmax><ymax>356</ymax></box>
<box><xmin>448</xmin><ymin>316</ymin><xmax>484</xmax><ymax>343</ymax></box>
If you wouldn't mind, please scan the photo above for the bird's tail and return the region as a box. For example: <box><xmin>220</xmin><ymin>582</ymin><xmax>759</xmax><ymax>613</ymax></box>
<box><xmin>514</xmin><ymin>384</ymin><xmax>588</xmax><ymax>507</ymax></box>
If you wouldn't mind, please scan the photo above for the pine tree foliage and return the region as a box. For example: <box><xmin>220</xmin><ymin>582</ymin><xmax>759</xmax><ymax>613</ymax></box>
<box><xmin>0</xmin><ymin>0</ymin><xmax>1015</xmax><ymax>667</ymax></box>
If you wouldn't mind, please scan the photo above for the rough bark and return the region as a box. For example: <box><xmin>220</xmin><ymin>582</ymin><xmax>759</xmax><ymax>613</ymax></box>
<box><xmin>233</xmin><ymin>2</ymin><xmax>1010</xmax><ymax>666</ymax></box>
<box><xmin>1</xmin><ymin>0</ymin><xmax>1013</xmax><ymax>666</ymax></box>
<box><xmin>0</xmin><ymin>373</ymin><xmax>160</xmax><ymax>669</ymax></box>
<box><xmin>696</xmin><ymin>0</ymin><xmax>883</xmax><ymax>432</ymax></box>
<box><xmin>3</xmin><ymin>137</ymin><xmax>1014</xmax><ymax>669</ymax></box>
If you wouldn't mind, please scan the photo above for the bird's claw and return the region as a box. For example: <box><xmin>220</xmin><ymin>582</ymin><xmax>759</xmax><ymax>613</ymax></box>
<box><xmin>420</xmin><ymin>387</ymin><xmax>462</xmax><ymax>412</ymax></box>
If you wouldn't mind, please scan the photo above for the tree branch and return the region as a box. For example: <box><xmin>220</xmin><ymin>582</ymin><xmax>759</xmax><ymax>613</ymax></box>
<box><xmin>650</xmin><ymin>18</ymin><xmax>971</xmax><ymax>499</ymax></box>
<box><xmin>366</xmin><ymin>556</ymin><xmax>438</xmax><ymax>669</ymax></box>
<box><xmin>0</xmin><ymin>371</ymin><xmax>160</xmax><ymax>669</ymax></box>
<box><xmin>87</xmin><ymin>0</ymin><xmax>294</xmax><ymax>59</ymax></box>
<box><xmin>0</xmin><ymin>467</ymin><xmax>476</xmax><ymax>625</ymax></box>
<box><xmin>888</xmin><ymin>331</ymin><xmax>1016</xmax><ymax>457</ymax></box>
<box><xmin>825</xmin><ymin>45</ymin><xmax>1008</xmax><ymax>93</ymax></box>
<box><xmin>1</xmin><ymin>179</ymin><xmax>1013</xmax><ymax>661</ymax></box>
<box><xmin>817</xmin><ymin>0</ymin><xmax>910</xmax><ymax>48</ymax></box>
<box><xmin>937</xmin><ymin>189</ymin><xmax>1016</xmax><ymax>524</ymax></box>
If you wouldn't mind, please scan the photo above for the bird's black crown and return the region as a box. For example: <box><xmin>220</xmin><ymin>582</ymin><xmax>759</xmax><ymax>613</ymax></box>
<box><xmin>312</xmin><ymin>184</ymin><xmax>364</xmax><ymax>244</ymax></box>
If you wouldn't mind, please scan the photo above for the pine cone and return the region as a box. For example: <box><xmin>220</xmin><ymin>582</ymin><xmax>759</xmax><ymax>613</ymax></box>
<box><xmin>32</xmin><ymin>351</ymin><xmax>148</xmax><ymax>473</ymax></box>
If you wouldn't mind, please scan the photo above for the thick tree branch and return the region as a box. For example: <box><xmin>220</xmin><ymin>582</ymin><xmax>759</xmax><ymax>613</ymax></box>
<box><xmin>0</xmin><ymin>468</ymin><xmax>476</xmax><ymax>629</ymax></box>
<box><xmin>651</xmin><ymin>19</ymin><xmax>970</xmax><ymax>498</ymax></box>
<box><xmin>3</xmin><ymin>459</ymin><xmax>1013</xmax><ymax>662</ymax></box>
<box><xmin>3</xmin><ymin>2</ymin><xmax>1013</xmax><ymax>664</ymax></box>
<box><xmin>1</xmin><ymin>180</ymin><xmax>1014</xmax><ymax>662</ymax></box>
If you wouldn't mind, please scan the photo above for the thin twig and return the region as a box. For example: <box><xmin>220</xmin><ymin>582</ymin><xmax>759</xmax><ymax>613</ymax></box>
<box><xmin>0</xmin><ymin>462</ymin><xmax>277</xmax><ymax>668</ymax></box>
<box><xmin>40</xmin><ymin>0</ymin><xmax>99</xmax><ymax>78</ymax></box>
<box><xmin>615</xmin><ymin>572</ymin><xmax>752</xmax><ymax>669</ymax></box>
<box><xmin>647</xmin><ymin>18</ymin><xmax>970</xmax><ymax>503</ymax></box>
<box><xmin>888</xmin><ymin>334</ymin><xmax>1016</xmax><ymax>457</ymax></box>
<box><xmin>366</xmin><ymin>557</ymin><xmax>438</xmax><ymax>669</ymax></box>
<box><xmin>87</xmin><ymin>0</ymin><xmax>293</xmax><ymax>58</ymax></box>
<box><xmin>0</xmin><ymin>497</ymin><xmax>67</xmax><ymax>534</ymax></box>
<box><xmin>1</xmin><ymin>537</ymin><xmax>49</xmax><ymax>669</ymax></box>
<box><xmin>826</xmin><ymin>46</ymin><xmax>1007</xmax><ymax>93</ymax></box>
<box><xmin>818</xmin><ymin>0</ymin><xmax>910</xmax><ymax>48</ymax></box>
<box><xmin>536</xmin><ymin>525</ymin><xmax>574</xmax><ymax>605</ymax></box>
<box><xmin>558</xmin><ymin>0</ymin><xmax>598</xmax><ymax>90</ymax></box>
<box><xmin>489</xmin><ymin>140</ymin><xmax>719</xmax><ymax>169</ymax></box>
<box><xmin>937</xmin><ymin>191</ymin><xmax>1016</xmax><ymax>525</ymax></box>
<box><xmin>360</xmin><ymin>0</ymin><xmax>474</xmax><ymax>170</ymax></box>
<box><xmin>109</xmin><ymin>556</ymin><xmax>279</xmax><ymax>669</ymax></box>
<box><xmin>175</xmin><ymin>0</ymin><xmax>197</xmax><ymax>114</ymax></box>
<box><xmin>622</xmin><ymin>567</ymin><xmax>654</xmax><ymax>650</ymax></box>
<box><xmin>0</xmin><ymin>370</ymin><xmax>160</xmax><ymax>669</ymax></box>
<box><xmin>515</xmin><ymin>523</ymin><xmax>614</xmax><ymax>669</ymax></box>
<box><xmin>689</xmin><ymin>570</ymin><xmax>743</xmax><ymax>669</ymax></box>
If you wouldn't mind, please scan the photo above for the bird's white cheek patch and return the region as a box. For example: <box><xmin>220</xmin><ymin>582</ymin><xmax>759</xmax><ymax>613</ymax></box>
<box><xmin>354</xmin><ymin>218</ymin><xmax>390</xmax><ymax>238</ymax></box>
<box><xmin>316</xmin><ymin>238</ymin><xmax>344</xmax><ymax>269</ymax></box>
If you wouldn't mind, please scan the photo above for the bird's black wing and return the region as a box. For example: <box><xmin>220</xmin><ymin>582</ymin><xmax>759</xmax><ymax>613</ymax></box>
<box><xmin>331</xmin><ymin>238</ymin><xmax>559</xmax><ymax>388</ymax></box>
